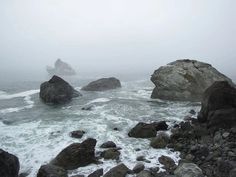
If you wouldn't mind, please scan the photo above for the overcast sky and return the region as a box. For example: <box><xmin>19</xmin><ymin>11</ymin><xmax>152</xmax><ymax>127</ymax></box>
<box><xmin>0</xmin><ymin>0</ymin><xmax>235</xmax><ymax>81</ymax></box>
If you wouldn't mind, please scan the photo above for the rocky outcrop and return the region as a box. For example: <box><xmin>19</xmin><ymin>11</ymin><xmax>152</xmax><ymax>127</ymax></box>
<box><xmin>174</xmin><ymin>163</ymin><xmax>204</xmax><ymax>177</ymax></box>
<box><xmin>151</xmin><ymin>59</ymin><xmax>232</xmax><ymax>101</ymax></box>
<box><xmin>37</xmin><ymin>164</ymin><xmax>68</xmax><ymax>177</ymax></box>
<box><xmin>0</xmin><ymin>149</ymin><xmax>20</xmax><ymax>177</ymax></box>
<box><xmin>51</xmin><ymin>138</ymin><xmax>96</xmax><ymax>170</ymax></box>
<box><xmin>40</xmin><ymin>75</ymin><xmax>81</xmax><ymax>104</ymax></box>
<box><xmin>103</xmin><ymin>163</ymin><xmax>129</xmax><ymax>177</ymax></box>
<box><xmin>198</xmin><ymin>81</ymin><xmax>236</xmax><ymax>130</ymax></box>
<box><xmin>81</xmin><ymin>77</ymin><xmax>121</xmax><ymax>91</ymax></box>
<box><xmin>47</xmin><ymin>59</ymin><xmax>76</xmax><ymax>76</ymax></box>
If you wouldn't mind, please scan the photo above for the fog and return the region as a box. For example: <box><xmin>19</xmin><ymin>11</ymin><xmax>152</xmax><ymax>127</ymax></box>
<box><xmin>0</xmin><ymin>0</ymin><xmax>235</xmax><ymax>82</ymax></box>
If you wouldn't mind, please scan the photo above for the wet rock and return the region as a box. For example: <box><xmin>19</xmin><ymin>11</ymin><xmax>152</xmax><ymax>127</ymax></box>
<box><xmin>40</xmin><ymin>75</ymin><xmax>81</xmax><ymax>104</ymax></box>
<box><xmin>150</xmin><ymin>132</ymin><xmax>170</xmax><ymax>149</ymax></box>
<box><xmin>51</xmin><ymin>138</ymin><xmax>96</xmax><ymax>170</ymax></box>
<box><xmin>88</xmin><ymin>168</ymin><xmax>103</xmax><ymax>177</ymax></box>
<box><xmin>151</xmin><ymin>121</ymin><xmax>168</xmax><ymax>131</ymax></box>
<box><xmin>189</xmin><ymin>110</ymin><xmax>196</xmax><ymax>115</ymax></box>
<box><xmin>100</xmin><ymin>149</ymin><xmax>120</xmax><ymax>160</ymax></box>
<box><xmin>0</xmin><ymin>149</ymin><xmax>20</xmax><ymax>177</ymax></box>
<box><xmin>70</xmin><ymin>130</ymin><xmax>85</xmax><ymax>139</ymax></box>
<box><xmin>128</xmin><ymin>122</ymin><xmax>157</xmax><ymax>138</ymax></box>
<box><xmin>136</xmin><ymin>170</ymin><xmax>153</xmax><ymax>177</ymax></box>
<box><xmin>19</xmin><ymin>172</ymin><xmax>29</xmax><ymax>177</ymax></box>
<box><xmin>132</xmin><ymin>163</ymin><xmax>145</xmax><ymax>174</ymax></box>
<box><xmin>100</xmin><ymin>141</ymin><xmax>116</xmax><ymax>148</ymax></box>
<box><xmin>158</xmin><ymin>155</ymin><xmax>176</xmax><ymax>173</ymax></box>
<box><xmin>230</xmin><ymin>168</ymin><xmax>236</xmax><ymax>177</ymax></box>
<box><xmin>151</xmin><ymin>59</ymin><xmax>232</xmax><ymax>101</ymax></box>
<box><xmin>81</xmin><ymin>105</ymin><xmax>94</xmax><ymax>111</ymax></box>
<box><xmin>82</xmin><ymin>77</ymin><xmax>121</xmax><ymax>91</ymax></box>
<box><xmin>174</xmin><ymin>163</ymin><xmax>204</xmax><ymax>177</ymax></box>
<box><xmin>198</xmin><ymin>81</ymin><xmax>236</xmax><ymax>127</ymax></box>
<box><xmin>217</xmin><ymin>160</ymin><xmax>235</xmax><ymax>177</ymax></box>
<box><xmin>103</xmin><ymin>163</ymin><xmax>129</xmax><ymax>177</ymax></box>
<box><xmin>37</xmin><ymin>164</ymin><xmax>68</xmax><ymax>177</ymax></box>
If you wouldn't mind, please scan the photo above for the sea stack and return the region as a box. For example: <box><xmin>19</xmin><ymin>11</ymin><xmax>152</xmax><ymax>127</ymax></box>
<box><xmin>151</xmin><ymin>59</ymin><xmax>233</xmax><ymax>101</ymax></box>
<box><xmin>40</xmin><ymin>75</ymin><xmax>81</xmax><ymax>104</ymax></box>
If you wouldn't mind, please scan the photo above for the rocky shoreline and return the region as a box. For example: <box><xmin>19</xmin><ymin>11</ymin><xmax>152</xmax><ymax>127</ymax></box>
<box><xmin>1</xmin><ymin>60</ymin><xmax>236</xmax><ymax>177</ymax></box>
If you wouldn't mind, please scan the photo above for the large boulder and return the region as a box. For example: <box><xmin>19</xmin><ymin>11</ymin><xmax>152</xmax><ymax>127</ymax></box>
<box><xmin>81</xmin><ymin>77</ymin><xmax>121</xmax><ymax>91</ymax></box>
<box><xmin>47</xmin><ymin>59</ymin><xmax>76</xmax><ymax>76</ymax></box>
<box><xmin>151</xmin><ymin>59</ymin><xmax>232</xmax><ymax>101</ymax></box>
<box><xmin>37</xmin><ymin>164</ymin><xmax>68</xmax><ymax>177</ymax></box>
<box><xmin>51</xmin><ymin>138</ymin><xmax>96</xmax><ymax>170</ymax></box>
<box><xmin>198</xmin><ymin>81</ymin><xmax>236</xmax><ymax>129</ymax></box>
<box><xmin>103</xmin><ymin>163</ymin><xmax>129</xmax><ymax>177</ymax></box>
<box><xmin>174</xmin><ymin>163</ymin><xmax>204</xmax><ymax>177</ymax></box>
<box><xmin>40</xmin><ymin>75</ymin><xmax>81</xmax><ymax>104</ymax></box>
<box><xmin>128</xmin><ymin>122</ymin><xmax>157</xmax><ymax>138</ymax></box>
<box><xmin>0</xmin><ymin>149</ymin><xmax>20</xmax><ymax>177</ymax></box>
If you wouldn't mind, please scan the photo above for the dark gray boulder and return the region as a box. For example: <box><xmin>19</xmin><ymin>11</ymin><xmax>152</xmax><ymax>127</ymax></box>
<box><xmin>150</xmin><ymin>132</ymin><xmax>170</xmax><ymax>149</ymax></box>
<box><xmin>40</xmin><ymin>75</ymin><xmax>81</xmax><ymax>104</ymax></box>
<box><xmin>51</xmin><ymin>138</ymin><xmax>96</xmax><ymax>170</ymax></box>
<box><xmin>37</xmin><ymin>164</ymin><xmax>68</xmax><ymax>177</ymax></box>
<box><xmin>151</xmin><ymin>59</ymin><xmax>232</xmax><ymax>101</ymax></box>
<box><xmin>103</xmin><ymin>163</ymin><xmax>129</xmax><ymax>177</ymax></box>
<box><xmin>82</xmin><ymin>77</ymin><xmax>121</xmax><ymax>91</ymax></box>
<box><xmin>158</xmin><ymin>155</ymin><xmax>176</xmax><ymax>173</ymax></box>
<box><xmin>88</xmin><ymin>168</ymin><xmax>103</xmax><ymax>177</ymax></box>
<box><xmin>132</xmin><ymin>163</ymin><xmax>145</xmax><ymax>174</ymax></box>
<box><xmin>197</xmin><ymin>81</ymin><xmax>236</xmax><ymax>130</ymax></box>
<box><xmin>100</xmin><ymin>149</ymin><xmax>120</xmax><ymax>160</ymax></box>
<box><xmin>128</xmin><ymin>122</ymin><xmax>157</xmax><ymax>138</ymax></box>
<box><xmin>70</xmin><ymin>130</ymin><xmax>85</xmax><ymax>139</ymax></box>
<box><xmin>0</xmin><ymin>149</ymin><xmax>20</xmax><ymax>177</ymax></box>
<box><xmin>100</xmin><ymin>141</ymin><xmax>116</xmax><ymax>148</ymax></box>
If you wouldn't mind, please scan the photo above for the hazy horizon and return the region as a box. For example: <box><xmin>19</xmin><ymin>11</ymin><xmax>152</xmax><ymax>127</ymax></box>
<box><xmin>0</xmin><ymin>0</ymin><xmax>235</xmax><ymax>82</ymax></box>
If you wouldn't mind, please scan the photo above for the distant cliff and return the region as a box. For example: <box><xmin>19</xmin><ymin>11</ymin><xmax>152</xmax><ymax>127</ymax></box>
<box><xmin>46</xmin><ymin>59</ymin><xmax>76</xmax><ymax>76</ymax></box>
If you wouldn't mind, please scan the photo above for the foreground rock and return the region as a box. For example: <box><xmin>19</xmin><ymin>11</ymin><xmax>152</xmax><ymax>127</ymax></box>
<box><xmin>0</xmin><ymin>149</ymin><xmax>20</xmax><ymax>177</ymax></box>
<box><xmin>37</xmin><ymin>164</ymin><xmax>68</xmax><ymax>177</ymax></box>
<box><xmin>47</xmin><ymin>59</ymin><xmax>76</xmax><ymax>76</ymax></box>
<box><xmin>174</xmin><ymin>163</ymin><xmax>204</xmax><ymax>177</ymax></box>
<box><xmin>40</xmin><ymin>75</ymin><xmax>81</xmax><ymax>104</ymax></box>
<box><xmin>51</xmin><ymin>138</ymin><xmax>96</xmax><ymax>170</ymax></box>
<box><xmin>151</xmin><ymin>59</ymin><xmax>232</xmax><ymax>101</ymax></box>
<box><xmin>198</xmin><ymin>81</ymin><xmax>236</xmax><ymax>130</ymax></box>
<box><xmin>82</xmin><ymin>77</ymin><xmax>121</xmax><ymax>91</ymax></box>
<box><xmin>104</xmin><ymin>163</ymin><xmax>129</xmax><ymax>177</ymax></box>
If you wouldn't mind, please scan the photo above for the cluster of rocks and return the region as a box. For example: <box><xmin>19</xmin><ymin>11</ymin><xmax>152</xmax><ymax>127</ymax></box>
<box><xmin>40</xmin><ymin>76</ymin><xmax>121</xmax><ymax>104</ymax></box>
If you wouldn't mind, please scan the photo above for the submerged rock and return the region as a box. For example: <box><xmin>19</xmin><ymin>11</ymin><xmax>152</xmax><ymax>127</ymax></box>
<box><xmin>51</xmin><ymin>138</ymin><xmax>96</xmax><ymax>170</ymax></box>
<box><xmin>100</xmin><ymin>141</ymin><xmax>117</xmax><ymax>148</ymax></box>
<box><xmin>82</xmin><ymin>77</ymin><xmax>121</xmax><ymax>91</ymax></box>
<box><xmin>151</xmin><ymin>59</ymin><xmax>232</xmax><ymax>101</ymax></box>
<box><xmin>70</xmin><ymin>130</ymin><xmax>85</xmax><ymax>139</ymax></box>
<box><xmin>40</xmin><ymin>75</ymin><xmax>81</xmax><ymax>104</ymax></box>
<box><xmin>198</xmin><ymin>81</ymin><xmax>236</xmax><ymax>130</ymax></box>
<box><xmin>37</xmin><ymin>164</ymin><xmax>68</xmax><ymax>177</ymax></box>
<box><xmin>0</xmin><ymin>149</ymin><xmax>20</xmax><ymax>177</ymax></box>
<box><xmin>103</xmin><ymin>163</ymin><xmax>129</xmax><ymax>177</ymax></box>
<box><xmin>128</xmin><ymin>122</ymin><xmax>157</xmax><ymax>138</ymax></box>
<box><xmin>47</xmin><ymin>59</ymin><xmax>76</xmax><ymax>76</ymax></box>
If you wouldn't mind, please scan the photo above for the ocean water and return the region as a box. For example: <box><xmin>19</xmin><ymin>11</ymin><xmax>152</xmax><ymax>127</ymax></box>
<box><xmin>0</xmin><ymin>79</ymin><xmax>200</xmax><ymax>176</ymax></box>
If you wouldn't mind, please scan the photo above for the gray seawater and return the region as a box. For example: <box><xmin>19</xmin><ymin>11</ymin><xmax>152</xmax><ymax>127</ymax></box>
<box><xmin>0</xmin><ymin>79</ymin><xmax>200</xmax><ymax>176</ymax></box>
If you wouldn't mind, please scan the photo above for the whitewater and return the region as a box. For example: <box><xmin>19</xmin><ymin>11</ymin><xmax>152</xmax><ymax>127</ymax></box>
<box><xmin>0</xmin><ymin>79</ymin><xmax>200</xmax><ymax>176</ymax></box>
